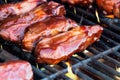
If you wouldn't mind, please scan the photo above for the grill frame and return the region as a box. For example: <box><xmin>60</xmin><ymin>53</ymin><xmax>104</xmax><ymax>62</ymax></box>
<box><xmin>0</xmin><ymin>0</ymin><xmax>120</xmax><ymax>80</ymax></box>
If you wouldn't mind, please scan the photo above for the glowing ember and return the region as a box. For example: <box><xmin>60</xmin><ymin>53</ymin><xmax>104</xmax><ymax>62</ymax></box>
<box><xmin>95</xmin><ymin>10</ymin><xmax>100</xmax><ymax>23</ymax></box>
<box><xmin>65</xmin><ymin>61</ymin><xmax>79</xmax><ymax>80</ymax></box>
<box><xmin>105</xmin><ymin>15</ymin><xmax>114</xmax><ymax>18</ymax></box>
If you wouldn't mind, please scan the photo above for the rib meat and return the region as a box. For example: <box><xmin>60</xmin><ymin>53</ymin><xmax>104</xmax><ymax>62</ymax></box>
<box><xmin>35</xmin><ymin>25</ymin><xmax>103</xmax><ymax>64</ymax></box>
<box><xmin>0</xmin><ymin>1</ymin><xmax>66</xmax><ymax>43</ymax></box>
<box><xmin>0</xmin><ymin>0</ymin><xmax>46</xmax><ymax>21</ymax></box>
<box><xmin>62</xmin><ymin>0</ymin><xmax>94</xmax><ymax>6</ymax></box>
<box><xmin>96</xmin><ymin>0</ymin><xmax>120</xmax><ymax>15</ymax></box>
<box><xmin>113</xmin><ymin>2</ymin><xmax>120</xmax><ymax>18</ymax></box>
<box><xmin>0</xmin><ymin>60</ymin><xmax>33</xmax><ymax>80</ymax></box>
<box><xmin>22</xmin><ymin>16</ymin><xmax>78</xmax><ymax>52</ymax></box>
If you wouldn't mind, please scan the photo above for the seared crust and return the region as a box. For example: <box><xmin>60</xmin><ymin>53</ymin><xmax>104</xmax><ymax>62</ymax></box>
<box><xmin>0</xmin><ymin>0</ymin><xmax>46</xmax><ymax>21</ymax></box>
<box><xmin>22</xmin><ymin>16</ymin><xmax>78</xmax><ymax>52</ymax></box>
<box><xmin>35</xmin><ymin>25</ymin><xmax>103</xmax><ymax>64</ymax></box>
<box><xmin>0</xmin><ymin>1</ymin><xmax>66</xmax><ymax>43</ymax></box>
<box><xmin>113</xmin><ymin>2</ymin><xmax>120</xmax><ymax>18</ymax></box>
<box><xmin>0</xmin><ymin>60</ymin><xmax>33</xmax><ymax>80</ymax></box>
<box><xmin>96</xmin><ymin>0</ymin><xmax>120</xmax><ymax>15</ymax></box>
<box><xmin>62</xmin><ymin>0</ymin><xmax>94</xmax><ymax>6</ymax></box>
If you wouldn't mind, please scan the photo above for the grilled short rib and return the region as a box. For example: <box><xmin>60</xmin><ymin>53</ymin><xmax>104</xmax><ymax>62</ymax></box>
<box><xmin>22</xmin><ymin>16</ymin><xmax>78</xmax><ymax>52</ymax></box>
<box><xmin>0</xmin><ymin>1</ymin><xmax>66</xmax><ymax>43</ymax></box>
<box><xmin>35</xmin><ymin>25</ymin><xmax>103</xmax><ymax>64</ymax></box>
<box><xmin>96</xmin><ymin>0</ymin><xmax>120</xmax><ymax>16</ymax></box>
<box><xmin>0</xmin><ymin>0</ymin><xmax>46</xmax><ymax>21</ymax></box>
<box><xmin>62</xmin><ymin>0</ymin><xmax>94</xmax><ymax>6</ymax></box>
<box><xmin>0</xmin><ymin>60</ymin><xmax>33</xmax><ymax>80</ymax></box>
<box><xmin>113</xmin><ymin>2</ymin><xmax>120</xmax><ymax>18</ymax></box>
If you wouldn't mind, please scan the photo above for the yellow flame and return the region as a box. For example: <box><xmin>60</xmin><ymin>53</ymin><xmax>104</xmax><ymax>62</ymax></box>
<box><xmin>5</xmin><ymin>0</ymin><xmax>7</xmax><ymax>3</ymax></box>
<box><xmin>116</xmin><ymin>67</ymin><xmax>120</xmax><ymax>72</ymax></box>
<box><xmin>72</xmin><ymin>54</ymin><xmax>78</xmax><ymax>57</ymax></box>
<box><xmin>105</xmin><ymin>15</ymin><xmax>114</xmax><ymax>18</ymax></box>
<box><xmin>115</xmin><ymin>67</ymin><xmax>120</xmax><ymax>79</ymax></box>
<box><xmin>65</xmin><ymin>61</ymin><xmax>80</xmax><ymax>80</ymax></box>
<box><xmin>95</xmin><ymin>10</ymin><xmax>100</xmax><ymax>23</ymax></box>
<box><xmin>36</xmin><ymin>63</ymin><xmax>39</xmax><ymax>69</ymax></box>
<box><xmin>50</xmin><ymin>65</ymin><xmax>54</xmax><ymax>67</ymax></box>
<box><xmin>0</xmin><ymin>44</ymin><xmax>2</xmax><ymax>50</ymax></box>
<box><xmin>74</xmin><ymin>7</ymin><xmax>77</xmax><ymax>14</ymax></box>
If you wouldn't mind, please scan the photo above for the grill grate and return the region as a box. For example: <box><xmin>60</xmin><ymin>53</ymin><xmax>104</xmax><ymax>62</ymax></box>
<box><xmin>0</xmin><ymin>0</ymin><xmax>120</xmax><ymax>80</ymax></box>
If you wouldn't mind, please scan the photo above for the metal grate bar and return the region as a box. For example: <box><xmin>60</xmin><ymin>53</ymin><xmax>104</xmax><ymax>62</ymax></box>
<box><xmin>87</xmin><ymin>47</ymin><xmax>100</xmax><ymax>55</ymax></box>
<box><xmin>71</xmin><ymin>56</ymin><xmax>82</xmax><ymax>62</ymax></box>
<box><xmin>77</xmin><ymin>52</ymin><xmax>89</xmax><ymax>59</ymax></box>
<box><xmin>102</xmin><ymin>18</ymin><xmax>120</xmax><ymax>27</ymax></box>
<box><xmin>74</xmin><ymin>68</ymin><xmax>94</xmax><ymax>80</ymax></box>
<box><xmin>42</xmin><ymin>59</ymin><xmax>89</xmax><ymax>80</ymax></box>
<box><xmin>42</xmin><ymin>68</ymin><xmax>68</xmax><ymax>80</ymax></box>
<box><xmin>44</xmin><ymin>65</ymin><xmax>58</xmax><ymax>73</ymax></box>
<box><xmin>32</xmin><ymin>66</ymin><xmax>48</xmax><ymax>79</ymax></box>
<box><xmin>1</xmin><ymin>41</ymin><xmax>36</xmax><ymax>63</ymax></box>
<box><xmin>0</xmin><ymin>0</ymin><xmax>5</xmax><ymax>4</ymax></box>
<box><xmin>101</xmin><ymin>20</ymin><xmax>120</xmax><ymax>33</ymax></box>
<box><xmin>44</xmin><ymin>65</ymin><xmax>71</xmax><ymax>80</ymax></box>
<box><xmin>95</xmin><ymin>40</ymin><xmax>110</xmax><ymax>50</ymax></box>
<box><xmin>93</xmin><ymin>61</ymin><xmax>120</xmax><ymax>77</ymax></box>
<box><xmin>66</xmin><ymin>10</ymin><xmax>95</xmax><ymax>25</ymax></box>
<box><xmin>114</xmin><ymin>52</ymin><xmax>120</xmax><ymax>59</ymax></box>
<box><xmin>103</xmin><ymin>56</ymin><xmax>120</xmax><ymax>67</ymax></box>
<box><xmin>76</xmin><ymin>7</ymin><xmax>120</xmax><ymax>32</ymax></box>
<box><xmin>85</xmin><ymin>65</ymin><xmax>114</xmax><ymax>80</ymax></box>
<box><xmin>57</xmin><ymin>62</ymin><xmax>67</xmax><ymax>68</ymax></box>
<box><xmin>6</xmin><ymin>0</ymin><xmax>22</xmax><ymax>3</ymax></box>
<box><xmin>103</xmin><ymin>29</ymin><xmax>120</xmax><ymax>43</ymax></box>
<box><xmin>91</xmin><ymin>44</ymin><xmax>104</xmax><ymax>52</ymax></box>
<box><xmin>89</xmin><ymin>45</ymin><xmax>120</xmax><ymax>60</ymax></box>
<box><xmin>76</xmin><ymin>7</ymin><xmax>95</xmax><ymax>19</ymax></box>
<box><xmin>42</xmin><ymin>45</ymin><xmax>120</xmax><ymax>79</ymax></box>
<box><xmin>101</xmin><ymin>35</ymin><xmax>119</xmax><ymax>45</ymax></box>
<box><xmin>0</xmin><ymin>50</ymin><xmax>19</xmax><ymax>61</ymax></box>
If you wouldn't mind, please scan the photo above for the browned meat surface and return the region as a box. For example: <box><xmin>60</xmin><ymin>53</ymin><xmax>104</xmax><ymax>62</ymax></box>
<box><xmin>23</xmin><ymin>0</ymin><xmax>42</xmax><ymax>1</ymax></box>
<box><xmin>35</xmin><ymin>25</ymin><xmax>103</xmax><ymax>64</ymax></box>
<box><xmin>113</xmin><ymin>2</ymin><xmax>120</xmax><ymax>18</ymax></box>
<box><xmin>0</xmin><ymin>0</ymin><xmax>46</xmax><ymax>21</ymax></box>
<box><xmin>0</xmin><ymin>1</ymin><xmax>66</xmax><ymax>43</ymax></box>
<box><xmin>62</xmin><ymin>0</ymin><xmax>94</xmax><ymax>6</ymax></box>
<box><xmin>22</xmin><ymin>16</ymin><xmax>78</xmax><ymax>52</ymax></box>
<box><xmin>0</xmin><ymin>60</ymin><xmax>33</xmax><ymax>80</ymax></box>
<box><xmin>96</xmin><ymin>0</ymin><xmax>120</xmax><ymax>15</ymax></box>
